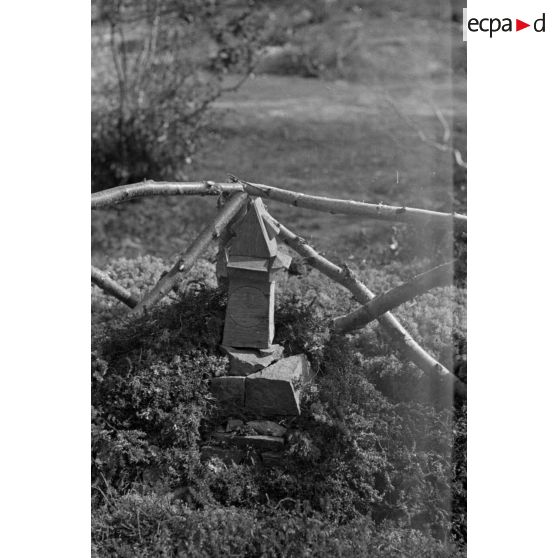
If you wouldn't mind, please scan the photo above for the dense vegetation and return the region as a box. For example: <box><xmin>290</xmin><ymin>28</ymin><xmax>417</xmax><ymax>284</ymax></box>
<box><xmin>92</xmin><ymin>256</ymin><xmax>466</xmax><ymax>556</ymax></box>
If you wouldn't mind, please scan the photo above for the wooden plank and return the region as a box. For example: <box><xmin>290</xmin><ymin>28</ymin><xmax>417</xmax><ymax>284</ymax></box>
<box><xmin>262</xmin><ymin>211</ymin><xmax>281</xmax><ymax>237</ymax></box>
<box><xmin>227</xmin><ymin>256</ymin><xmax>270</xmax><ymax>272</ymax></box>
<box><xmin>223</xmin><ymin>278</ymin><xmax>274</xmax><ymax>348</ymax></box>
<box><xmin>227</xmin><ymin>268</ymin><xmax>272</xmax><ymax>283</ymax></box>
<box><xmin>216</xmin><ymin>246</ymin><xmax>229</xmax><ymax>279</ymax></box>
<box><xmin>270</xmin><ymin>252</ymin><xmax>292</xmax><ymax>271</ymax></box>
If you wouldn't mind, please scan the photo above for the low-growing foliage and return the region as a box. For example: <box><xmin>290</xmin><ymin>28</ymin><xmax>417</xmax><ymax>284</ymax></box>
<box><xmin>92</xmin><ymin>492</ymin><xmax>466</xmax><ymax>557</ymax></box>
<box><xmin>92</xmin><ymin>257</ymin><xmax>466</xmax><ymax>555</ymax></box>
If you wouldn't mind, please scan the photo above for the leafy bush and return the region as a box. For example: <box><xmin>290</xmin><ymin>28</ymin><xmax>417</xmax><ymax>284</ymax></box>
<box><xmin>91</xmin><ymin>0</ymin><xmax>276</xmax><ymax>191</ymax></box>
<box><xmin>91</xmin><ymin>104</ymin><xmax>209</xmax><ymax>192</ymax></box>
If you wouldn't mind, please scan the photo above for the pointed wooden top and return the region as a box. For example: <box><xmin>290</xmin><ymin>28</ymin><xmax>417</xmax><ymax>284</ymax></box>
<box><xmin>229</xmin><ymin>198</ymin><xmax>277</xmax><ymax>258</ymax></box>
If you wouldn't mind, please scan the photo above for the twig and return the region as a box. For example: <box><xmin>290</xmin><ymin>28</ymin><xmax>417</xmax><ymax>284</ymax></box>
<box><xmin>133</xmin><ymin>0</ymin><xmax>161</xmax><ymax>92</ymax></box>
<box><xmin>274</xmin><ymin>497</ymin><xmax>297</xmax><ymax>510</ymax></box>
<box><xmin>333</xmin><ymin>261</ymin><xmax>455</xmax><ymax>333</ymax></box>
<box><xmin>131</xmin><ymin>192</ymin><xmax>248</xmax><ymax>316</ymax></box>
<box><xmin>433</xmin><ymin>105</ymin><xmax>451</xmax><ymax>144</ymax></box>
<box><xmin>384</xmin><ymin>93</ymin><xmax>467</xmax><ymax>169</ymax></box>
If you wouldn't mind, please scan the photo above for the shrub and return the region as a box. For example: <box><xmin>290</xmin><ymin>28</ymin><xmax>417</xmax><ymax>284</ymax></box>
<box><xmin>91</xmin><ymin>0</ymin><xmax>277</xmax><ymax>191</ymax></box>
<box><xmin>92</xmin><ymin>349</ymin><xmax>224</xmax><ymax>491</ymax></box>
<box><xmin>92</xmin><ymin>281</ymin><xmax>230</xmax><ymax>492</ymax></box>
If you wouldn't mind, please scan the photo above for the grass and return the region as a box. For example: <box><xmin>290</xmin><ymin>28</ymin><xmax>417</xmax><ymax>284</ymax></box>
<box><xmin>92</xmin><ymin>109</ymin><xmax>464</xmax><ymax>264</ymax></box>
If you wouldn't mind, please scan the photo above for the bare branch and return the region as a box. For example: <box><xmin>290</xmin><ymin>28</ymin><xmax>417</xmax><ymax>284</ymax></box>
<box><xmin>91</xmin><ymin>181</ymin><xmax>243</xmax><ymax>208</ymax></box>
<box><xmin>109</xmin><ymin>19</ymin><xmax>127</xmax><ymax>110</ymax></box>
<box><xmin>91</xmin><ymin>266</ymin><xmax>138</xmax><ymax>308</ymax></box>
<box><xmin>131</xmin><ymin>192</ymin><xmax>249</xmax><ymax>316</ymax></box>
<box><xmin>261</xmin><ymin>212</ymin><xmax>466</xmax><ymax>397</ymax></box>
<box><xmin>92</xmin><ymin>179</ymin><xmax>467</xmax><ymax>230</ymax></box>
<box><xmin>133</xmin><ymin>0</ymin><xmax>161</xmax><ymax>92</ymax></box>
<box><xmin>231</xmin><ymin>176</ymin><xmax>467</xmax><ymax>229</ymax></box>
<box><xmin>333</xmin><ymin>261</ymin><xmax>455</xmax><ymax>334</ymax></box>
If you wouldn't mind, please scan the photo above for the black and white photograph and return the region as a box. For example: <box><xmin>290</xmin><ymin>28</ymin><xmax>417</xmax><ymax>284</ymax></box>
<box><xmin>5</xmin><ymin>0</ymin><xmax>558</xmax><ymax>556</ymax></box>
<box><xmin>90</xmin><ymin>1</ymin><xmax>467</xmax><ymax>556</ymax></box>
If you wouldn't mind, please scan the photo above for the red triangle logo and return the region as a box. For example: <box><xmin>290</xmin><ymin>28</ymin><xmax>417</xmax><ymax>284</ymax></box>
<box><xmin>516</xmin><ymin>19</ymin><xmax>530</xmax><ymax>31</ymax></box>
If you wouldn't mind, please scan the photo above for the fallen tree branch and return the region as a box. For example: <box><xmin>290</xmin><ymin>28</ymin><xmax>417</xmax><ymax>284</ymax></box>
<box><xmin>262</xmin><ymin>212</ymin><xmax>465</xmax><ymax>398</ymax></box>
<box><xmin>92</xmin><ymin>179</ymin><xmax>466</xmax><ymax>229</ymax></box>
<box><xmin>131</xmin><ymin>192</ymin><xmax>249</xmax><ymax>316</ymax></box>
<box><xmin>333</xmin><ymin>261</ymin><xmax>455</xmax><ymax>334</ymax></box>
<box><xmin>91</xmin><ymin>266</ymin><xmax>139</xmax><ymax>308</ymax></box>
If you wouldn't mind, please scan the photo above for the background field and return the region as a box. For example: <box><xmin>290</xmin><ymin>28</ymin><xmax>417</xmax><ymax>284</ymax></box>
<box><xmin>92</xmin><ymin>0</ymin><xmax>466</xmax><ymax>265</ymax></box>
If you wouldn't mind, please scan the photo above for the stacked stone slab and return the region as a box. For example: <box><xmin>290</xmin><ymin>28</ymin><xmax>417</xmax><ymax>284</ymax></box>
<box><xmin>205</xmin><ymin>352</ymin><xmax>311</xmax><ymax>466</ymax></box>
<box><xmin>210</xmin><ymin>353</ymin><xmax>311</xmax><ymax>416</ymax></box>
<box><xmin>221</xmin><ymin>344</ymin><xmax>284</xmax><ymax>376</ymax></box>
<box><xmin>200</xmin><ymin>417</ymin><xmax>288</xmax><ymax>467</ymax></box>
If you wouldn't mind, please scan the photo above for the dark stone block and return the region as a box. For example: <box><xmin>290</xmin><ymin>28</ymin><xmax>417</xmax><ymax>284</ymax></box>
<box><xmin>245</xmin><ymin>377</ymin><xmax>299</xmax><ymax>415</ymax></box>
<box><xmin>210</xmin><ymin>377</ymin><xmax>245</xmax><ymax>412</ymax></box>
<box><xmin>244</xmin><ymin>355</ymin><xmax>311</xmax><ymax>416</ymax></box>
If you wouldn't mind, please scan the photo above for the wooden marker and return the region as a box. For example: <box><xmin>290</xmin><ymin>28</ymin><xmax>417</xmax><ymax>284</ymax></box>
<box><xmin>222</xmin><ymin>198</ymin><xmax>291</xmax><ymax>349</ymax></box>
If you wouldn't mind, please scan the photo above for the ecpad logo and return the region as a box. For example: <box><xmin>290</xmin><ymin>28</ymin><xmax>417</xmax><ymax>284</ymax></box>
<box><xmin>464</xmin><ymin>11</ymin><xmax>546</xmax><ymax>39</ymax></box>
